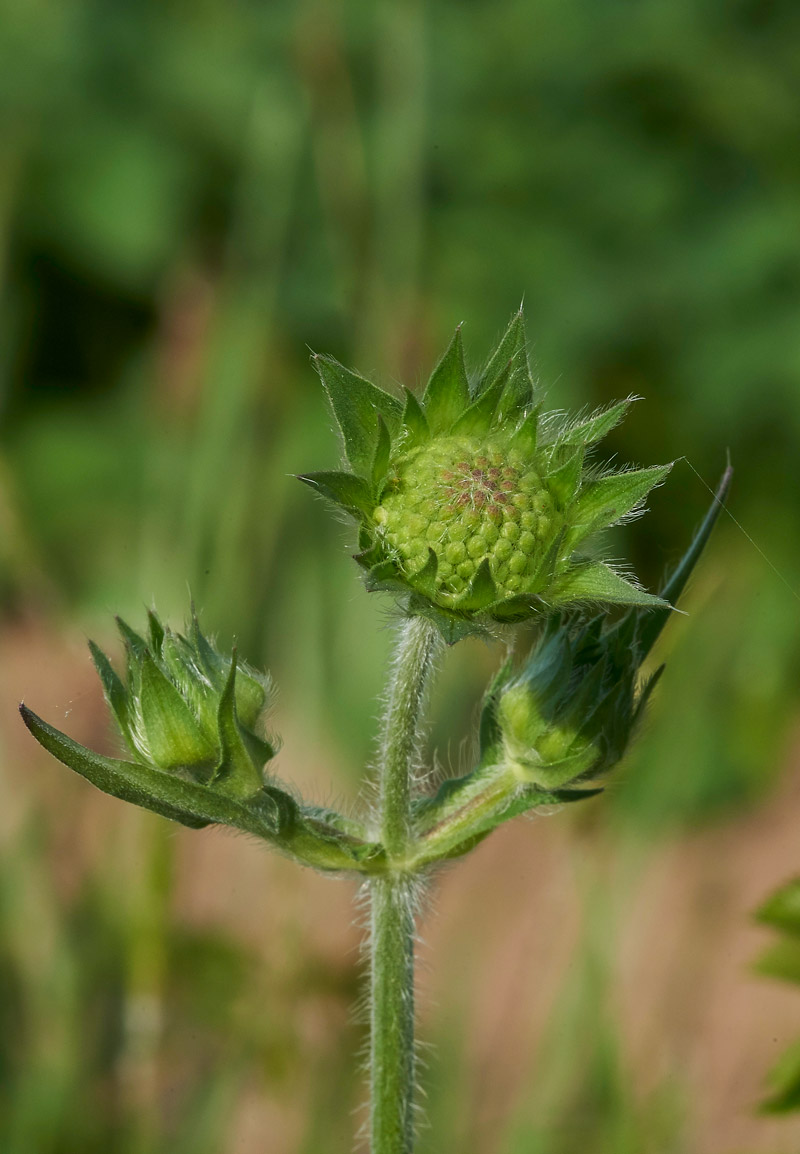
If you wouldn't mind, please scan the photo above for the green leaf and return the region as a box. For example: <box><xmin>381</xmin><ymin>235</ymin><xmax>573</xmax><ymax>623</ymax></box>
<box><xmin>401</xmin><ymin>386</ymin><xmax>430</xmax><ymax>448</ymax></box>
<box><xmin>757</xmin><ymin>879</ymin><xmax>800</xmax><ymax>936</ymax></box>
<box><xmin>213</xmin><ymin>654</ymin><xmax>265</xmax><ymax>799</ymax></box>
<box><xmin>560</xmin><ymin>399</ymin><xmax>635</xmax><ymax>446</ymax></box>
<box><xmin>571</xmin><ymin>464</ymin><xmax>672</xmax><ymax>542</ymax></box>
<box><xmin>313</xmin><ymin>354</ymin><xmax>402</xmax><ymax>474</ymax></box>
<box><xmin>297</xmin><ymin>471</ymin><xmax>374</xmax><ymax>520</ymax></box>
<box><xmin>551</xmin><ymin>563</ymin><xmax>668</xmax><ymax>609</ymax></box>
<box><xmin>637</xmin><ymin>463</ymin><xmax>733</xmax><ymax>660</ymax></box>
<box><xmin>20</xmin><ymin>704</ymin><xmax>264</xmax><ymax>833</ymax></box>
<box><xmin>139</xmin><ymin>652</ymin><xmax>217</xmax><ymax>771</ymax></box>
<box><xmin>422</xmin><ymin>326</ymin><xmax>470</xmax><ymax>433</ymax></box>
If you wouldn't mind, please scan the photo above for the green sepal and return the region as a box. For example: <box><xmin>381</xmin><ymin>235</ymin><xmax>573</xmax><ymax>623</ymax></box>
<box><xmin>450</xmin><ymin>372</ymin><xmax>507</xmax><ymax>437</ymax></box>
<box><xmin>551</xmin><ymin>562</ymin><xmax>667</xmax><ymax>609</ymax></box>
<box><xmin>547</xmin><ymin>446</ymin><xmax>585</xmax><ymax>508</ymax></box>
<box><xmin>297</xmin><ymin>471</ymin><xmax>375</xmax><ymax>520</ymax></box>
<box><xmin>212</xmin><ymin>653</ymin><xmax>265</xmax><ymax>799</ymax></box>
<box><xmin>313</xmin><ymin>353</ymin><xmax>402</xmax><ymax>475</ymax></box>
<box><xmin>401</xmin><ymin>386</ymin><xmax>430</xmax><ymax>447</ymax></box>
<box><xmin>569</xmin><ymin>464</ymin><xmax>672</xmax><ymax>545</ymax></box>
<box><xmin>457</xmin><ymin>557</ymin><xmax>497</xmax><ymax>611</ymax></box>
<box><xmin>89</xmin><ymin>641</ymin><xmax>135</xmax><ymax>753</ymax></box>
<box><xmin>116</xmin><ymin>617</ymin><xmax>147</xmax><ymax>663</ymax></box>
<box><xmin>476</xmin><ymin>308</ymin><xmax>525</xmax><ymax>397</ymax></box>
<box><xmin>757</xmin><ymin>879</ymin><xmax>800</xmax><ymax>936</ymax></box>
<box><xmin>560</xmin><ymin>399</ymin><xmax>635</xmax><ymax>447</ymax></box>
<box><xmin>139</xmin><ymin>650</ymin><xmax>218</xmax><ymax>773</ymax></box>
<box><xmin>422</xmin><ymin>325</ymin><xmax>470</xmax><ymax>433</ymax></box>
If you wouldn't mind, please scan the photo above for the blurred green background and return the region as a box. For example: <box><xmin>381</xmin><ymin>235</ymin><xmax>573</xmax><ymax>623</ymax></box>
<box><xmin>1</xmin><ymin>1</ymin><xmax>800</xmax><ymax>1151</ymax></box>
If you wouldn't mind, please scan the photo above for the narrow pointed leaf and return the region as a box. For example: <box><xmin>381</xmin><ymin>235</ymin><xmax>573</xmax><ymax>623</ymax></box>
<box><xmin>637</xmin><ymin>464</ymin><xmax>733</xmax><ymax>659</ymax></box>
<box><xmin>560</xmin><ymin>399</ymin><xmax>635</xmax><ymax>447</ymax></box>
<box><xmin>297</xmin><ymin>471</ymin><xmax>374</xmax><ymax>519</ymax></box>
<box><xmin>139</xmin><ymin>652</ymin><xmax>217</xmax><ymax>771</ymax></box>
<box><xmin>551</xmin><ymin>562</ymin><xmax>668</xmax><ymax>608</ymax></box>
<box><xmin>20</xmin><ymin>705</ymin><xmax>251</xmax><ymax>832</ymax></box>
<box><xmin>422</xmin><ymin>326</ymin><xmax>470</xmax><ymax>433</ymax></box>
<box><xmin>313</xmin><ymin>354</ymin><xmax>402</xmax><ymax>474</ymax></box>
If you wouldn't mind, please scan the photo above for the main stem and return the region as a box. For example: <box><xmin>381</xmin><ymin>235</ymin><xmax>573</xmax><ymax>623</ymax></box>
<box><xmin>369</xmin><ymin>617</ymin><xmax>439</xmax><ymax>1154</ymax></box>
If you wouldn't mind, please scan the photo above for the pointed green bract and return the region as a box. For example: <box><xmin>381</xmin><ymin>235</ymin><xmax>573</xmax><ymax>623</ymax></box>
<box><xmin>401</xmin><ymin>387</ymin><xmax>430</xmax><ymax>447</ymax></box>
<box><xmin>214</xmin><ymin>655</ymin><xmax>266</xmax><ymax>799</ymax></box>
<box><xmin>139</xmin><ymin>651</ymin><xmax>217</xmax><ymax>771</ymax></box>
<box><xmin>422</xmin><ymin>326</ymin><xmax>470</xmax><ymax>433</ymax></box>
<box><xmin>298</xmin><ymin>471</ymin><xmax>374</xmax><ymax>520</ymax></box>
<box><xmin>570</xmin><ymin>464</ymin><xmax>672</xmax><ymax>542</ymax></box>
<box><xmin>450</xmin><ymin>373</ymin><xmax>506</xmax><ymax>437</ymax></box>
<box><xmin>560</xmin><ymin>398</ymin><xmax>635</xmax><ymax>446</ymax></box>
<box><xmin>551</xmin><ymin>562</ymin><xmax>667</xmax><ymax>608</ymax></box>
<box><xmin>477</xmin><ymin>308</ymin><xmax>525</xmax><ymax>396</ymax></box>
<box><xmin>314</xmin><ymin>353</ymin><xmax>402</xmax><ymax>475</ymax></box>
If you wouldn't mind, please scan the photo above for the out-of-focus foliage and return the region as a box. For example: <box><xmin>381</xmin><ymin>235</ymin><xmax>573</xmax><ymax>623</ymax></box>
<box><xmin>756</xmin><ymin>879</ymin><xmax>800</xmax><ymax>1113</ymax></box>
<box><xmin>1</xmin><ymin>0</ymin><xmax>799</xmax><ymax>1150</ymax></box>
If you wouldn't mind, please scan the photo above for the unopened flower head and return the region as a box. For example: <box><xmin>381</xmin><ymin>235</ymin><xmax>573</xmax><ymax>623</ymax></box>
<box><xmin>91</xmin><ymin>609</ymin><xmax>277</xmax><ymax>799</ymax></box>
<box><xmin>301</xmin><ymin>308</ymin><xmax>672</xmax><ymax>641</ymax></box>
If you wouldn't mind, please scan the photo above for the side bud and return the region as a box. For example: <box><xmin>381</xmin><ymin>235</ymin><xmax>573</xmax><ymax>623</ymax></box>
<box><xmin>20</xmin><ymin>607</ymin><xmax>385</xmax><ymax>873</ymax></box>
<box><xmin>490</xmin><ymin>615</ymin><xmax>648</xmax><ymax>791</ymax></box>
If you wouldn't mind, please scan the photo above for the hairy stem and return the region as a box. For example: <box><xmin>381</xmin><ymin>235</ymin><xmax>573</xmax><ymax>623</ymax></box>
<box><xmin>369</xmin><ymin>617</ymin><xmax>439</xmax><ymax>1154</ymax></box>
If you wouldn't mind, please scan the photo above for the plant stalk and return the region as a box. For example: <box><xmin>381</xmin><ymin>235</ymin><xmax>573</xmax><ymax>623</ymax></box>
<box><xmin>369</xmin><ymin>617</ymin><xmax>439</xmax><ymax>1154</ymax></box>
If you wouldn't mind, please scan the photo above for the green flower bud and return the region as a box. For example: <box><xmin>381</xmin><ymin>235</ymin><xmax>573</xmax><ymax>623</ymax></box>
<box><xmin>490</xmin><ymin>614</ymin><xmax>647</xmax><ymax>791</ymax></box>
<box><xmin>19</xmin><ymin>608</ymin><xmax>387</xmax><ymax>872</ymax></box>
<box><xmin>300</xmin><ymin>307</ymin><xmax>673</xmax><ymax>642</ymax></box>
<box><xmin>101</xmin><ymin>609</ymin><xmax>276</xmax><ymax>799</ymax></box>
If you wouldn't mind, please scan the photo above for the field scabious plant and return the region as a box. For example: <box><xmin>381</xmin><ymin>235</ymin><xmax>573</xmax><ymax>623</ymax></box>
<box><xmin>20</xmin><ymin>309</ymin><xmax>729</xmax><ymax>1154</ymax></box>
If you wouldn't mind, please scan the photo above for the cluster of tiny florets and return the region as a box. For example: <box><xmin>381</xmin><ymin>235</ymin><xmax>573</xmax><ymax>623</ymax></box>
<box><xmin>373</xmin><ymin>435</ymin><xmax>558</xmax><ymax>599</ymax></box>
